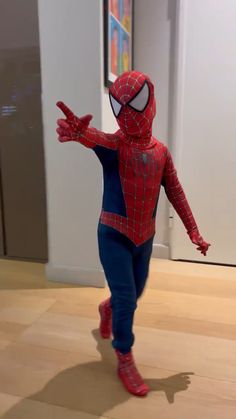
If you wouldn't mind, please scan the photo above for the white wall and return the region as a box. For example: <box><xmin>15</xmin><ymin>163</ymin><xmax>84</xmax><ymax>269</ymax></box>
<box><xmin>102</xmin><ymin>88</ymin><xmax>119</xmax><ymax>133</ymax></box>
<box><xmin>134</xmin><ymin>0</ymin><xmax>177</xmax><ymax>257</ymax></box>
<box><xmin>171</xmin><ymin>0</ymin><xmax>236</xmax><ymax>264</ymax></box>
<box><xmin>38</xmin><ymin>0</ymin><xmax>108</xmax><ymax>285</ymax></box>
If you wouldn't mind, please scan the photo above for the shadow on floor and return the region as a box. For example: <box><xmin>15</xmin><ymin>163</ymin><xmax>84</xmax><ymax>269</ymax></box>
<box><xmin>1</xmin><ymin>329</ymin><xmax>194</xmax><ymax>418</ymax></box>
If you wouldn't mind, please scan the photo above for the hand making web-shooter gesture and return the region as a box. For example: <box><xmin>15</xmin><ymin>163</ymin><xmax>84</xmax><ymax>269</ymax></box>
<box><xmin>56</xmin><ymin>101</ymin><xmax>118</xmax><ymax>150</ymax></box>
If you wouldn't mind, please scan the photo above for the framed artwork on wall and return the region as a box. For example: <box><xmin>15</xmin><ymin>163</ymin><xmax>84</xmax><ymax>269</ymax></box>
<box><xmin>104</xmin><ymin>0</ymin><xmax>134</xmax><ymax>87</ymax></box>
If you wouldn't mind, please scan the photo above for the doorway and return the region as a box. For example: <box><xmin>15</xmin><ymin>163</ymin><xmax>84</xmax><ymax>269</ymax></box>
<box><xmin>0</xmin><ymin>0</ymin><xmax>48</xmax><ymax>261</ymax></box>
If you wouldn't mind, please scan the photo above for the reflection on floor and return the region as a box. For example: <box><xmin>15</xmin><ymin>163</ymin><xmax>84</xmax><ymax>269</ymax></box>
<box><xmin>0</xmin><ymin>258</ymin><xmax>235</xmax><ymax>418</ymax></box>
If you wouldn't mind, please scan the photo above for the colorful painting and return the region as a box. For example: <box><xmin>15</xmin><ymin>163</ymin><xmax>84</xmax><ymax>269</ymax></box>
<box><xmin>104</xmin><ymin>0</ymin><xmax>133</xmax><ymax>86</ymax></box>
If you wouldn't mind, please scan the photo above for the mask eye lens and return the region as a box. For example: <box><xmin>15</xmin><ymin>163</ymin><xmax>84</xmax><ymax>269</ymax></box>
<box><xmin>109</xmin><ymin>94</ymin><xmax>122</xmax><ymax>117</ymax></box>
<box><xmin>128</xmin><ymin>82</ymin><xmax>150</xmax><ymax>112</ymax></box>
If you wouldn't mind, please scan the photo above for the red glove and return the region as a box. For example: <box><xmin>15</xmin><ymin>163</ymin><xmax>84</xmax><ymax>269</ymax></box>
<box><xmin>188</xmin><ymin>230</ymin><xmax>211</xmax><ymax>256</ymax></box>
<box><xmin>56</xmin><ymin>101</ymin><xmax>93</xmax><ymax>142</ymax></box>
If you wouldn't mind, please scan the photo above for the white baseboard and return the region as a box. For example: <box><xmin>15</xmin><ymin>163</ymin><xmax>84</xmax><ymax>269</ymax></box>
<box><xmin>46</xmin><ymin>263</ymin><xmax>105</xmax><ymax>288</ymax></box>
<box><xmin>152</xmin><ymin>243</ymin><xmax>170</xmax><ymax>259</ymax></box>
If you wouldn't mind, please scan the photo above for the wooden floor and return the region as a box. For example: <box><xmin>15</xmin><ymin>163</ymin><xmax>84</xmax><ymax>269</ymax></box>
<box><xmin>0</xmin><ymin>258</ymin><xmax>235</xmax><ymax>418</ymax></box>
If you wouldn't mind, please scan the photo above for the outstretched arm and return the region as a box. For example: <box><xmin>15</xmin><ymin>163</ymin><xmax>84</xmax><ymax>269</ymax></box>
<box><xmin>56</xmin><ymin>101</ymin><xmax>118</xmax><ymax>150</ymax></box>
<box><xmin>162</xmin><ymin>148</ymin><xmax>210</xmax><ymax>256</ymax></box>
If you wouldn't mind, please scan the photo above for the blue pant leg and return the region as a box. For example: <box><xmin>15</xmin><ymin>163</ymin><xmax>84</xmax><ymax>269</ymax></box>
<box><xmin>97</xmin><ymin>224</ymin><xmax>137</xmax><ymax>353</ymax></box>
<box><xmin>133</xmin><ymin>236</ymin><xmax>154</xmax><ymax>299</ymax></box>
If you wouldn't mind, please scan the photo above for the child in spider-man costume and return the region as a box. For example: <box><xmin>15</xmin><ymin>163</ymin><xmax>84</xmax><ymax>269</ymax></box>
<box><xmin>56</xmin><ymin>71</ymin><xmax>210</xmax><ymax>397</ymax></box>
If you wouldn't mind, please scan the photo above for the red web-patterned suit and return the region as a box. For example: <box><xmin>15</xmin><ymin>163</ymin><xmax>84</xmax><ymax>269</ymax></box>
<box><xmin>56</xmin><ymin>70</ymin><xmax>210</xmax><ymax>397</ymax></box>
<box><xmin>101</xmin><ymin>138</ymin><xmax>179</xmax><ymax>245</ymax></box>
<box><xmin>56</xmin><ymin>71</ymin><xmax>209</xmax><ymax>253</ymax></box>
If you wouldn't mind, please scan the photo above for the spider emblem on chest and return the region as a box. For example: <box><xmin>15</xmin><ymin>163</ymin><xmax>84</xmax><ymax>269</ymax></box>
<box><xmin>130</xmin><ymin>150</ymin><xmax>158</xmax><ymax>178</ymax></box>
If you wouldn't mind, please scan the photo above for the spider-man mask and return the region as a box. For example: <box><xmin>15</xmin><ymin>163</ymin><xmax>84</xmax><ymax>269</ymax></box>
<box><xmin>109</xmin><ymin>71</ymin><xmax>156</xmax><ymax>139</ymax></box>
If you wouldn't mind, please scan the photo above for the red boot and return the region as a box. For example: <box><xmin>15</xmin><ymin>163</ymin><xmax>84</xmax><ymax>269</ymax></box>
<box><xmin>115</xmin><ymin>350</ymin><xmax>149</xmax><ymax>397</ymax></box>
<box><xmin>98</xmin><ymin>298</ymin><xmax>112</xmax><ymax>339</ymax></box>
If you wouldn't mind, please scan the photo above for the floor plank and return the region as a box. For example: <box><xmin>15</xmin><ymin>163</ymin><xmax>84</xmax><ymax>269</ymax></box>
<box><xmin>0</xmin><ymin>392</ymin><xmax>106</xmax><ymax>419</ymax></box>
<box><xmin>0</xmin><ymin>258</ymin><xmax>235</xmax><ymax>419</ymax></box>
